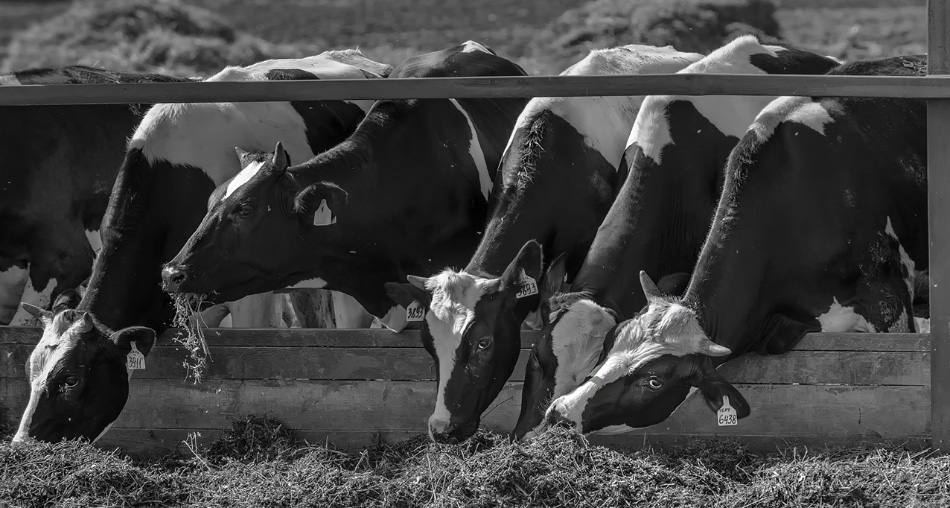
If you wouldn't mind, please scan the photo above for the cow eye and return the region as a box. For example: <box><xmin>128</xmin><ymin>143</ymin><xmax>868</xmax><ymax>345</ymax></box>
<box><xmin>237</xmin><ymin>204</ymin><xmax>255</xmax><ymax>217</ymax></box>
<box><xmin>63</xmin><ymin>376</ymin><xmax>80</xmax><ymax>388</ymax></box>
<box><xmin>647</xmin><ymin>378</ymin><xmax>662</xmax><ymax>390</ymax></box>
<box><xmin>476</xmin><ymin>336</ymin><xmax>492</xmax><ymax>350</ymax></box>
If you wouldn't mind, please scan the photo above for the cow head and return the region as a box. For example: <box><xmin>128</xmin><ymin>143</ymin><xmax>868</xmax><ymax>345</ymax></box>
<box><xmin>543</xmin><ymin>272</ymin><xmax>749</xmax><ymax>434</ymax></box>
<box><xmin>12</xmin><ymin>292</ymin><xmax>156</xmax><ymax>443</ymax></box>
<box><xmin>386</xmin><ymin>240</ymin><xmax>547</xmax><ymax>443</ymax></box>
<box><xmin>161</xmin><ymin>142</ymin><xmax>348</xmax><ymax>302</ymax></box>
<box><xmin>513</xmin><ymin>271</ymin><xmax>691</xmax><ymax>440</ymax></box>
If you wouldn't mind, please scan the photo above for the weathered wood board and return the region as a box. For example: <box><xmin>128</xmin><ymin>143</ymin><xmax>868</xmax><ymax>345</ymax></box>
<box><xmin>0</xmin><ymin>328</ymin><xmax>931</xmax><ymax>456</ymax></box>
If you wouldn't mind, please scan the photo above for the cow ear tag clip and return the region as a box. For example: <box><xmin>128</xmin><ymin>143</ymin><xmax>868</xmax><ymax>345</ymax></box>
<box><xmin>313</xmin><ymin>199</ymin><xmax>336</xmax><ymax>226</ymax></box>
<box><xmin>406</xmin><ymin>300</ymin><xmax>426</xmax><ymax>322</ymax></box>
<box><xmin>717</xmin><ymin>395</ymin><xmax>737</xmax><ymax>427</ymax></box>
<box><xmin>126</xmin><ymin>341</ymin><xmax>146</xmax><ymax>371</ymax></box>
<box><xmin>516</xmin><ymin>269</ymin><xmax>538</xmax><ymax>299</ymax></box>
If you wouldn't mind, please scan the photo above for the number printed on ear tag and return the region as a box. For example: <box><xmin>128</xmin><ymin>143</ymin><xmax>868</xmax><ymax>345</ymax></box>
<box><xmin>406</xmin><ymin>300</ymin><xmax>426</xmax><ymax>322</ymax></box>
<box><xmin>516</xmin><ymin>269</ymin><xmax>538</xmax><ymax>299</ymax></box>
<box><xmin>313</xmin><ymin>199</ymin><xmax>335</xmax><ymax>227</ymax></box>
<box><xmin>126</xmin><ymin>341</ymin><xmax>146</xmax><ymax>370</ymax></box>
<box><xmin>717</xmin><ymin>395</ymin><xmax>737</xmax><ymax>426</ymax></box>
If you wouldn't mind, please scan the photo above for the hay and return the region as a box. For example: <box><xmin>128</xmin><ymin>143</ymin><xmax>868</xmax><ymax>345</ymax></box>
<box><xmin>1</xmin><ymin>0</ymin><xmax>310</xmax><ymax>76</ymax></box>
<box><xmin>2</xmin><ymin>415</ymin><xmax>949</xmax><ymax>507</ymax></box>
<box><xmin>171</xmin><ymin>293</ymin><xmax>212</xmax><ymax>382</ymax></box>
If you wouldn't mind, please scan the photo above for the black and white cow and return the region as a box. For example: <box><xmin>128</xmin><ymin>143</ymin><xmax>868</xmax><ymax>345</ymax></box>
<box><xmin>0</xmin><ymin>66</ymin><xmax>189</xmax><ymax>325</ymax></box>
<box><xmin>512</xmin><ymin>36</ymin><xmax>842</xmax><ymax>439</ymax></box>
<box><xmin>13</xmin><ymin>51</ymin><xmax>391</xmax><ymax>444</ymax></box>
<box><xmin>160</xmin><ymin>42</ymin><xmax>530</xmax><ymax>333</ymax></box>
<box><xmin>383</xmin><ymin>45</ymin><xmax>704</xmax><ymax>443</ymax></box>
<box><xmin>544</xmin><ymin>54</ymin><xmax>928</xmax><ymax>434</ymax></box>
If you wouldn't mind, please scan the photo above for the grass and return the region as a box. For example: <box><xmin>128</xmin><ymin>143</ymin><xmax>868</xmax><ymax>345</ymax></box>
<box><xmin>1</xmin><ymin>416</ymin><xmax>948</xmax><ymax>507</ymax></box>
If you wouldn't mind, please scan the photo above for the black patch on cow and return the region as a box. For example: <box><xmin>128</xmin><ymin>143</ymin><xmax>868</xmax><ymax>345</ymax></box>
<box><xmin>263</xmin><ymin>68</ymin><xmax>320</xmax><ymax>81</ymax></box>
<box><xmin>748</xmin><ymin>47</ymin><xmax>839</xmax><ymax>75</ymax></box>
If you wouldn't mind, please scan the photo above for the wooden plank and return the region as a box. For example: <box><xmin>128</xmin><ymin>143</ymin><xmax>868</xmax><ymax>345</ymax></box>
<box><xmin>0</xmin><ymin>74</ymin><xmax>948</xmax><ymax>105</ymax></box>
<box><xmin>929</xmin><ymin>0</ymin><xmax>950</xmax><ymax>452</ymax></box>
<box><xmin>0</xmin><ymin>343</ymin><xmax>929</xmax><ymax>386</ymax></box>
<box><xmin>0</xmin><ymin>326</ymin><xmax>929</xmax><ymax>351</ymax></box>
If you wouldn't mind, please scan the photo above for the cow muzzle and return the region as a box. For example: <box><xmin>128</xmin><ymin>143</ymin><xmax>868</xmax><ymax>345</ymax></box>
<box><xmin>161</xmin><ymin>264</ymin><xmax>188</xmax><ymax>293</ymax></box>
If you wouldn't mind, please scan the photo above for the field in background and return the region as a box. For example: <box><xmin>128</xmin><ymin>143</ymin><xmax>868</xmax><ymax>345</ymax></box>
<box><xmin>0</xmin><ymin>0</ymin><xmax>927</xmax><ymax>75</ymax></box>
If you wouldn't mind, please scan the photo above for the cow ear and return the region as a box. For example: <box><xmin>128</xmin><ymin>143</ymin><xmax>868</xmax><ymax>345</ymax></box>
<box><xmin>294</xmin><ymin>182</ymin><xmax>349</xmax><ymax>225</ymax></box>
<box><xmin>110</xmin><ymin>327</ymin><xmax>157</xmax><ymax>357</ymax></box>
<box><xmin>688</xmin><ymin>359</ymin><xmax>751</xmax><ymax>420</ymax></box>
<box><xmin>501</xmin><ymin>240</ymin><xmax>543</xmax><ymax>293</ymax></box>
<box><xmin>385</xmin><ymin>282</ymin><xmax>431</xmax><ymax>308</ymax></box>
<box><xmin>656</xmin><ymin>272</ymin><xmax>691</xmax><ymax>298</ymax></box>
<box><xmin>20</xmin><ymin>302</ymin><xmax>52</xmax><ymax>323</ymax></box>
<box><xmin>234</xmin><ymin>146</ymin><xmax>251</xmax><ymax>164</ymax></box>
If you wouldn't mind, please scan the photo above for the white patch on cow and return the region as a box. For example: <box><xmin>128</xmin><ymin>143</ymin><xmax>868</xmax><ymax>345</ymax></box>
<box><xmin>628</xmin><ymin>36</ymin><xmax>787</xmax><ymax>164</ymax></box>
<box><xmin>0</xmin><ymin>73</ymin><xmax>21</xmax><ymax>86</ymax></box>
<box><xmin>507</xmin><ymin>45</ymin><xmax>701</xmax><ymax>170</ymax></box>
<box><xmin>422</xmin><ymin>270</ymin><xmax>498</xmax><ymax>436</ymax></box>
<box><xmin>448</xmin><ymin>99</ymin><xmax>491</xmax><ymax>200</ymax></box>
<box><xmin>752</xmin><ymin>96</ymin><xmax>836</xmax><ymax>141</ymax></box>
<box><xmin>224</xmin><ymin>160</ymin><xmax>265</xmax><ymax>198</ymax></box>
<box><xmin>332</xmin><ymin>292</ymin><xmax>374</xmax><ymax>328</ymax></box>
<box><xmin>0</xmin><ymin>265</ymin><xmax>29</xmax><ymax>325</ymax></box>
<box><xmin>10</xmin><ymin>276</ymin><xmax>57</xmax><ymax>326</ymax></box>
<box><xmin>817</xmin><ymin>297</ymin><xmax>877</xmax><ymax>333</ymax></box>
<box><xmin>885</xmin><ymin>217</ymin><xmax>916</xmax><ymax>298</ymax></box>
<box><xmin>460</xmin><ymin>40</ymin><xmax>491</xmax><ymax>54</ymax></box>
<box><xmin>550</xmin><ymin>300</ymin><xmax>617</xmax><ymax>402</ymax></box>
<box><xmin>916</xmin><ymin>317</ymin><xmax>931</xmax><ymax>333</ymax></box>
<box><xmin>128</xmin><ymin>52</ymin><xmax>380</xmax><ymax>187</ymax></box>
<box><xmin>372</xmin><ymin>303</ymin><xmax>406</xmax><ymax>331</ymax></box>
<box><xmin>286</xmin><ymin>277</ymin><xmax>329</xmax><ymax>289</ymax></box>
<box><xmin>85</xmin><ymin>229</ymin><xmax>102</xmax><ymax>257</ymax></box>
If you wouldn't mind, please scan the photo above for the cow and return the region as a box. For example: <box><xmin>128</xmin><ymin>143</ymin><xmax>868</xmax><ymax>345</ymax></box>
<box><xmin>0</xmin><ymin>66</ymin><xmax>190</xmax><ymax>326</ymax></box>
<box><xmin>160</xmin><ymin>42</ymin><xmax>530</xmax><ymax>335</ymax></box>
<box><xmin>511</xmin><ymin>36</ymin><xmax>843</xmax><ymax>439</ymax></box>
<box><xmin>383</xmin><ymin>45</ymin><xmax>705</xmax><ymax>443</ymax></box>
<box><xmin>543</xmin><ymin>54</ymin><xmax>928</xmax><ymax>435</ymax></box>
<box><xmin>13</xmin><ymin>50</ymin><xmax>392</xmax><ymax>444</ymax></box>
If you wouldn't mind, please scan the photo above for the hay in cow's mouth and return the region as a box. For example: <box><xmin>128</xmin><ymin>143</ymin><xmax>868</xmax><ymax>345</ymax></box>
<box><xmin>171</xmin><ymin>292</ymin><xmax>212</xmax><ymax>382</ymax></box>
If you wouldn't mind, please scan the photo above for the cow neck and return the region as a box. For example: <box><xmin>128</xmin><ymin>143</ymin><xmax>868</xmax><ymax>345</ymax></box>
<box><xmin>80</xmin><ymin>152</ymin><xmax>215</xmax><ymax>332</ymax></box>
<box><xmin>286</xmin><ymin>100</ymin><xmax>484</xmax><ymax>317</ymax></box>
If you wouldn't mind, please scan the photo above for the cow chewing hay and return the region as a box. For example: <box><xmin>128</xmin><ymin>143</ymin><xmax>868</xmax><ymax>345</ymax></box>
<box><xmin>171</xmin><ymin>292</ymin><xmax>212</xmax><ymax>382</ymax></box>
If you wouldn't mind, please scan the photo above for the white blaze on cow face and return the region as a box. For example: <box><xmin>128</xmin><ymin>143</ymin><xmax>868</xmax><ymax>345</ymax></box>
<box><xmin>224</xmin><ymin>160</ymin><xmax>267</xmax><ymax>199</ymax></box>
<box><xmin>817</xmin><ymin>297</ymin><xmax>877</xmax><ymax>333</ymax></box>
<box><xmin>127</xmin><ymin>54</ymin><xmax>377</xmax><ymax>187</ymax></box>
<box><xmin>885</xmin><ymin>216</ymin><xmax>916</xmax><ymax>298</ymax></box>
<box><xmin>752</xmin><ymin>96</ymin><xmax>837</xmax><ymax>141</ymax></box>
<box><xmin>447</xmin><ymin>99</ymin><xmax>491</xmax><ymax>200</ymax></box>
<box><xmin>504</xmin><ymin>45</ymin><xmax>702</xmax><ymax>169</ymax></box>
<box><xmin>628</xmin><ymin>36</ymin><xmax>792</xmax><ymax>164</ymax></box>
<box><xmin>422</xmin><ymin>270</ymin><xmax>498</xmax><ymax>436</ymax></box>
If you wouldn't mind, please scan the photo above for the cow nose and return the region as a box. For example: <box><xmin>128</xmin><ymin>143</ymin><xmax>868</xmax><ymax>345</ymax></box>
<box><xmin>428</xmin><ymin>416</ymin><xmax>457</xmax><ymax>444</ymax></box>
<box><xmin>545</xmin><ymin>407</ymin><xmax>577</xmax><ymax>430</ymax></box>
<box><xmin>161</xmin><ymin>265</ymin><xmax>187</xmax><ymax>292</ymax></box>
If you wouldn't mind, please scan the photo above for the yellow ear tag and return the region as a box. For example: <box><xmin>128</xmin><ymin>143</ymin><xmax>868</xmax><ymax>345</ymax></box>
<box><xmin>516</xmin><ymin>269</ymin><xmax>538</xmax><ymax>299</ymax></box>
<box><xmin>406</xmin><ymin>300</ymin><xmax>426</xmax><ymax>322</ymax></box>
<box><xmin>313</xmin><ymin>199</ymin><xmax>336</xmax><ymax>226</ymax></box>
<box><xmin>717</xmin><ymin>395</ymin><xmax>737</xmax><ymax>426</ymax></box>
<box><xmin>126</xmin><ymin>341</ymin><xmax>146</xmax><ymax>371</ymax></box>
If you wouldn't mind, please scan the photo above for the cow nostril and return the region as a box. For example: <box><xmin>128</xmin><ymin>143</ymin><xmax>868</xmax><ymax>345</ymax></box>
<box><xmin>546</xmin><ymin>409</ymin><xmax>575</xmax><ymax>430</ymax></box>
<box><xmin>161</xmin><ymin>266</ymin><xmax>187</xmax><ymax>290</ymax></box>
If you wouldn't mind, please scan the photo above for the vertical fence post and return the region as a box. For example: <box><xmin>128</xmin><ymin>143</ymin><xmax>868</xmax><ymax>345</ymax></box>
<box><xmin>928</xmin><ymin>0</ymin><xmax>950</xmax><ymax>451</ymax></box>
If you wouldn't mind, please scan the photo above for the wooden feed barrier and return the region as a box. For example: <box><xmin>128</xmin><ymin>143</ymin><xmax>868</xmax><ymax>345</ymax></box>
<box><xmin>0</xmin><ymin>0</ymin><xmax>948</xmax><ymax>455</ymax></box>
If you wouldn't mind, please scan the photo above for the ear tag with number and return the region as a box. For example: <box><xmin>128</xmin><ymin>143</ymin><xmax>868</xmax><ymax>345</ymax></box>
<box><xmin>313</xmin><ymin>199</ymin><xmax>336</xmax><ymax>227</ymax></box>
<box><xmin>406</xmin><ymin>300</ymin><xmax>426</xmax><ymax>322</ymax></box>
<box><xmin>126</xmin><ymin>341</ymin><xmax>146</xmax><ymax>371</ymax></box>
<box><xmin>516</xmin><ymin>269</ymin><xmax>539</xmax><ymax>299</ymax></box>
<box><xmin>717</xmin><ymin>395</ymin><xmax>737</xmax><ymax>427</ymax></box>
